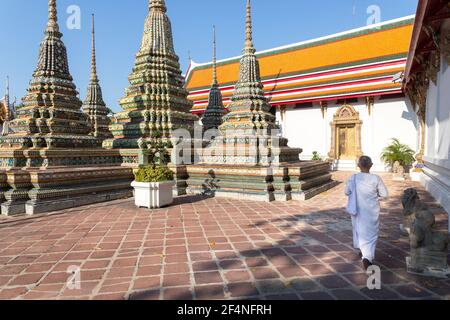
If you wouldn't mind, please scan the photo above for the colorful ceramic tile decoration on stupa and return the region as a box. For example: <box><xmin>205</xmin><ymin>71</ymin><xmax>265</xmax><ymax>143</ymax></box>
<box><xmin>103</xmin><ymin>0</ymin><xmax>198</xmax><ymax>150</ymax></box>
<box><xmin>0</xmin><ymin>0</ymin><xmax>133</xmax><ymax>216</ymax></box>
<box><xmin>185</xmin><ymin>0</ymin><xmax>338</xmax><ymax>201</ymax></box>
<box><xmin>201</xmin><ymin>26</ymin><xmax>227</xmax><ymax>132</ymax></box>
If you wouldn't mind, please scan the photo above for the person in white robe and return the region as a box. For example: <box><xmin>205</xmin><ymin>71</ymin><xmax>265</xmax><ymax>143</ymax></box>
<box><xmin>345</xmin><ymin>156</ymin><xmax>389</xmax><ymax>270</ymax></box>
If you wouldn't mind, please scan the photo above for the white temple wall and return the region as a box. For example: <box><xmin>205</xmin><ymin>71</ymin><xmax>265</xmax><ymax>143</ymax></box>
<box><xmin>421</xmin><ymin>55</ymin><xmax>450</xmax><ymax>224</ymax></box>
<box><xmin>370</xmin><ymin>97</ymin><xmax>419</xmax><ymax>171</ymax></box>
<box><xmin>277</xmin><ymin>105</ymin><xmax>328</xmax><ymax>160</ymax></box>
<box><xmin>277</xmin><ymin>96</ymin><xmax>418</xmax><ymax>172</ymax></box>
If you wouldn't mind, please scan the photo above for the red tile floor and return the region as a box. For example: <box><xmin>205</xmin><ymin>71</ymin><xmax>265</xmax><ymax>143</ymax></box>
<box><xmin>0</xmin><ymin>172</ymin><xmax>449</xmax><ymax>300</ymax></box>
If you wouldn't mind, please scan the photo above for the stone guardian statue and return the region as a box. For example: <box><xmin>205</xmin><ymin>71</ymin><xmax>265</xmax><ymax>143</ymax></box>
<box><xmin>403</xmin><ymin>189</ymin><xmax>450</xmax><ymax>278</ymax></box>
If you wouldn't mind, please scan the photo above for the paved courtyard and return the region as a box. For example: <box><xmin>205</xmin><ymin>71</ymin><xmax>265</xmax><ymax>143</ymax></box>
<box><xmin>0</xmin><ymin>172</ymin><xmax>449</xmax><ymax>300</ymax></box>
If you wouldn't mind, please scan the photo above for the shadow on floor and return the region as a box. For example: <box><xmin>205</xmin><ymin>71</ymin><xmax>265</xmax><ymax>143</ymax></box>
<box><xmin>127</xmin><ymin>202</ymin><xmax>450</xmax><ymax>301</ymax></box>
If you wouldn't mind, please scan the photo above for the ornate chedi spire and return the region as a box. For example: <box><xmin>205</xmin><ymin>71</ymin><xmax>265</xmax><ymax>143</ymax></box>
<box><xmin>244</xmin><ymin>0</ymin><xmax>255</xmax><ymax>54</ymax></box>
<box><xmin>188</xmin><ymin>0</ymin><xmax>335</xmax><ymax>203</ymax></box>
<box><xmin>1</xmin><ymin>0</ymin><xmax>97</xmax><ymax>149</ymax></box>
<box><xmin>46</xmin><ymin>0</ymin><xmax>59</xmax><ymax>33</ymax></box>
<box><xmin>1</xmin><ymin>77</ymin><xmax>11</xmax><ymax>136</ymax></box>
<box><xmin>201</xmin><ymin>0</ymin><xmax>301</xmax><ymax>166</ymax></box>
<box><xmin>201</xmin><ymin>26</ymin><xmax>226</xmax><ymax>132</ymax></box>
<box><xmin>90</xmin><ymin>14</ymin><xmax>98</xmax><ymax>82</ymax></box>
<box><xmin>212</xmin><ymin>26</ymin><xmax>218</xmax><ymax>86</ymax></box>
<box><xmin>105</xmin><ymin>0</ymin><xmax>197</xmax><ymax>148</ymax></box>
<box><xmin>220</xmin><ymin>0</ymin><xmax>276</xmax><ymax>137</ymax></box>
<box><xmin>82</xmin><ymin>14</ymin><xmax>112</xmax><ymax>140</ymax></box>
<box><xmin>4</xmin><ymin>76</ymin><xmax>10</xmax><ymax>121</ymax></box>
<box><xmin>149</xmin><ymin>0</ymin><xmax>167</xmax><ymax>12</ymax></box>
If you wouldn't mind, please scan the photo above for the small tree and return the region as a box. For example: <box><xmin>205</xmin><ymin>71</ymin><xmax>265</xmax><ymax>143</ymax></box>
<box><xmin>134</xmin><ymin>133</ymin><xmax>174</xmax><ymax>183</ymax></box>
<box><xmin>147</xmin><ymin>139</ymin><xmax>172</xmax><ymax>168</ymax></box>
<box><xmin>381</xmin><ymin>138</ymin><xmax>415</xmax><ymax>169</ymax></box>
<box><xmin>137</xmin><ymin>131</ymin><xmax>173</xmax><ymax>169</ymax></box>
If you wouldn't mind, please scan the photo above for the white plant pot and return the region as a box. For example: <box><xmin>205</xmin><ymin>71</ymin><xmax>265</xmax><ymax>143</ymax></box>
<box><xmin>131</xmin><ymin>181</ymin><xmax>175</xmax><ymax>209</ymax></box>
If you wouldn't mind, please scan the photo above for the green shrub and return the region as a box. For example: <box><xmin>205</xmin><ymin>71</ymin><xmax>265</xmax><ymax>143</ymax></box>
<box><xmin>134</xmin><ymin>166</ymin><xmax>174</xmax><ymax>183</ymax></box>
<box><xmin>312</xmin><ymin>151</ymin><xmax>323</xmax><ymax>161</ymax></box>
<box><xmin>380</xmin><ymin>138</ymin><xmax>416</xmax><ymax>168</ymax></box>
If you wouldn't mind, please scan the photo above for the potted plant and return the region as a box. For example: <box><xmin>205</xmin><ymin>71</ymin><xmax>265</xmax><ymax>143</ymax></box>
<box><xmin>380</xmin><ymin>138</ymin><xmax>416</xmax><ymax>173</ymax></box>
<box><xmin>131</xmin><ymin>166</ymin><xmax>175</xmax><ymax>209</ymax></box>
<box><xmin>131</xmin><ymin>136</ymin><xmax>175</xmax><ymax>209</ymax></box>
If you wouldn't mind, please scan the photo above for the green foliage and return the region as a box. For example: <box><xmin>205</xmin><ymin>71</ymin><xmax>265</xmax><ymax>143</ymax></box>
<box><xmin>134</xmin><ymin>166</ymin><xmax>174</xmax><ymax>183</ymax></box>
<box><xmin>147</xmin><ymin>135</ymin><xmax>172</xmax><ymax>167</ymax></box>
<box><xmin>151</xmin><ymin>130</ymin><xmax>163</xmax><ymax>139</ymax></box>
<box><xmin>137</xmin><ymin>131</ymin><xmax>173</xmax><ymax>166</ymax></box>
<box><xmin>312</xmin><ymin>151</ymin><xmax>323</xmax><ymax>161</ymax></box>
<box><xmin>134</xmin><ymin>131</ymin><xmax>176</xmax><ymax>182</ymax></box>
<box><xmin>380</xmin><ymin>138</ymin><xmax>416</xmax><ymax>168</ymax></box>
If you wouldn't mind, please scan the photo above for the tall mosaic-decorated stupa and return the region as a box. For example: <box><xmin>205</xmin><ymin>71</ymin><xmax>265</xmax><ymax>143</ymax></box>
<box><xmin>186</xmin><ymin>0</ymin><xmax>337</xmax><ymax>201</ymax></box>
<box><xmin>5</xmin><ymin>1</ymin><xmax>95</xmax><ymax>148</ymax></box>
<box><xmin>0</xmin><ymin>0</ymin><xmax>132</xmax><ymax>215</ymax></box>
<box><xmin>82</xmin><ymin>14</ymin><xmax>113</xmax><ymax>141</ymax></box>
<box><xmin>201</xmin><ymin>26</ymin><xmax>227</xmax><ymax>132</ymax></box>
<box><xmin>202</xmin><ymin>0</ymin><xmax>301</xmax><ymax>166</ymax></box>
<box><xmin>104</xmin><ymin>0</ymin><xmax>198</xmax><ymax>149</ymax></box>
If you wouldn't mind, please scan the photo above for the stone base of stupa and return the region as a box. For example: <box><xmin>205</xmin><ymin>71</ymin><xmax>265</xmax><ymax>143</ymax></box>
<box><xmin>26</xmin><ymin>183</ymin><xmax>132</xmax><ymax>215</ymax></box>
<box><xmin>184</xmin><ymin>161</ymin><xmax>338</xmax><ymax>202</ymax></box>
<box><xmin>0</xmin><ymin>149</ymin><xmax>134</xmax><ymax>216</ymax></box>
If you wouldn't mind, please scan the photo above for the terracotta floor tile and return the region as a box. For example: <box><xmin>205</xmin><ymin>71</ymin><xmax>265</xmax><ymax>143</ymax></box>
<box><xmin>0</xmin><ymin>172</ymin><xmax>445</xmax><ymax>300</ymax></box>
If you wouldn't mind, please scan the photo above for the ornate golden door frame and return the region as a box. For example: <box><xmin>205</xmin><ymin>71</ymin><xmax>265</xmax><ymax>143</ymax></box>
<box><xmin>328</xmin><ymin>105</ymin><xmax>363</xmax><ymax>161</ymax></box>
<box><xmin>0</xmin><ymin>101</ymin><xmax>6</xmax><ymax>126</ymax></box>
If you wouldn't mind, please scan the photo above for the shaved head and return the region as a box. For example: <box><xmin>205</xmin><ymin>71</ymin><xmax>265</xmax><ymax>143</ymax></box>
<box><xmin>358</xmin><ymin>156</ymin><xmax>373</xmax><ymax>171</ymax></box>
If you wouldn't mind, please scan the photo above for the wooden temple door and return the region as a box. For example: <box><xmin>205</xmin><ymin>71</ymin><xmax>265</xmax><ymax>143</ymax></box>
<box><xmin>337</xmin><ymin>125</ymin><xmax>357</xmax><ymax>160</ymax></box>
<box><xmin>328</xmin><ymin>105</ymin><xmax>363</xmax><ymax>162</ymax></box>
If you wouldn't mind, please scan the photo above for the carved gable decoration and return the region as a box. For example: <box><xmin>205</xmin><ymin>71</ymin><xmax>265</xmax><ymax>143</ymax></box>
<box><xmin>334</xmin><ymin>105</ymin><xmax>360</xmax><ymax>122</ymax></box>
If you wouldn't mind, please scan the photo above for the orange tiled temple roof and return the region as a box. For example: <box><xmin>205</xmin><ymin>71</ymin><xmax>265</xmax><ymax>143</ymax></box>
<box><xmin>186</xmin><ymin>16</ymin><xmax>414</xmax><ymax>114</ymax></box>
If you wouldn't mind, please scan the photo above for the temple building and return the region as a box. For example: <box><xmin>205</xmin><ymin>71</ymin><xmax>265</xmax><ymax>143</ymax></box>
<box><xmin>2</xmin><ymin>0</ymin><xmax>449</xmax><ymax>216</ymax></box>
<box><xmin>186</xmin><ymin>16</ymin><xmax>419</xmax><ymax>172</ymax></box>
<box><xmin>404</xmin><ymin>0</ymin><xmax>450</xmax><ymax>231</ymax></box>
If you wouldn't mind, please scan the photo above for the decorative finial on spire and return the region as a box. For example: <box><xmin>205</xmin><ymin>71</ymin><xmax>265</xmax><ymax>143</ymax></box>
<box><xmin>212</xmin><ymin>25</ymin><xmax>218</xmax><ymax>85</ymax></box>
<box><xmin>150</xmin><ymin>0</ymin><xmax>167</xmax><ymax>13</ymax></box>
<box><xmin>5</xmin><ymin>76</ymin><xmax>9</xmax><ymax>100</ymax></box>
<box><xmin>245</xmin><ymin>0</ymin><xmax>254</xmax><ymax>52</ymax></box>
<box><xmin>90</xmin><ymin>14</ymin><xmax>98</xmax><ymax>81</ymax></box>
<box><xmin>47</xmin><ymin>0</ymin><xmax>60</xmax><ymax>33</ymax></box>
<box><xmin>5</xmin><ymin>76</ymin><xmax>10</xmax><ymax>119</ymax></box>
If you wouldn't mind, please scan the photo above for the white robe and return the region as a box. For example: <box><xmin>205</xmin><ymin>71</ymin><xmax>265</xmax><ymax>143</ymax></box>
<box><xmin>345</xmin><ymin>173</ymin><xmax>389</xmax><ymax>262</ymax></box>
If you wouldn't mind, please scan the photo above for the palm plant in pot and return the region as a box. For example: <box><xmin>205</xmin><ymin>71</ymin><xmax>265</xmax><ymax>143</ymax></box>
<box><xmin>380</xmin><ymin>138</ymin><xmax>416</xmax><ymax>172</ymax></box>
<box><xmin>131</xmin><ymin>136</ymin><xmax>175</xmax><ymax>209</ymax></box>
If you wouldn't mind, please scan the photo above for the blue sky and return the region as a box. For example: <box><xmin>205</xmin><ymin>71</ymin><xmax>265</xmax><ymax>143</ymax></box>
<box><xmin>0</xmin><ymin>0</ymin><xmax>418</xmax><ymax>112</ymax></box>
